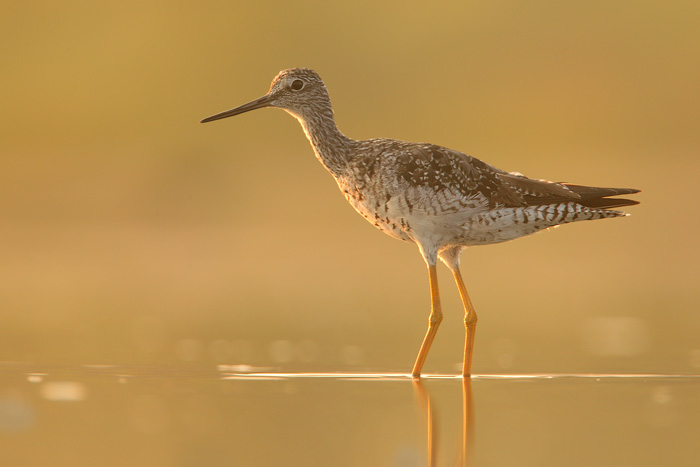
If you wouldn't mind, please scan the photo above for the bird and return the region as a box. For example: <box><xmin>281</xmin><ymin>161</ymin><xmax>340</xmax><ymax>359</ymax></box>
<box><xmin>201</xmin><ymin>68</ymin><xmax>639</xmax><ymax>378</ymax></box>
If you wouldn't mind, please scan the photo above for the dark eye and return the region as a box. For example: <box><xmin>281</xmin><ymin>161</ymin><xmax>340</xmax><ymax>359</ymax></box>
<box><xmin>290</xmin><ymin>79</ymin><xmax>304</xmax><ymax>91</ymax></box>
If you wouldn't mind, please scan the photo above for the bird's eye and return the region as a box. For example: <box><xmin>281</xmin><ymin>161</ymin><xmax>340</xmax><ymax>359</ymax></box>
<box><xmin>290</xmin><ymin>79</ymin><xmax>304</xmax><ymax>91</ymax></box>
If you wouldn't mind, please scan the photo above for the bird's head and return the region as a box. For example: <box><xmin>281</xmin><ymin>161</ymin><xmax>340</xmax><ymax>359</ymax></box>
<box><xmin>201</xmin><ymin>68</ymin><xmax>330</xmax><ymax>124</ymax></box>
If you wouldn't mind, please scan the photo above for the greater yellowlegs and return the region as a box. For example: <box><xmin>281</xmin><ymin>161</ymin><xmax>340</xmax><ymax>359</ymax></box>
<box><xmin>201</xmin><ymin>68</ymin><xmax>639</xmax><ymax>377</ymax></box>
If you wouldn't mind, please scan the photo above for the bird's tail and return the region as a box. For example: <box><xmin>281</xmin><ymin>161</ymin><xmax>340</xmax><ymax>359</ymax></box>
<box><xmin>562</xmin><ymin>185</ymin><xmax>640</xmax><ymax>210</ymax></box>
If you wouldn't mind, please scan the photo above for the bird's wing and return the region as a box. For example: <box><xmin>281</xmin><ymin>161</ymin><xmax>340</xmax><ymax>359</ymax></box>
<box><xmin>392</xmin><ymin>144</ymin><xmax>574</xmax><ymax>208</ymax></box>
<box><xmin>358</xmin><ymin>140</ymin><xmax>638</xmax><ymax>216</ymax></box>
<box><xmin>495</xmin><ymin>172</ymin><xmax>580</xmax><ymax>201</ymax></box>
<box><xmin>393</xmin><ymin>144</ymin><xmax>638</xmax><ymax>210</ymax></box>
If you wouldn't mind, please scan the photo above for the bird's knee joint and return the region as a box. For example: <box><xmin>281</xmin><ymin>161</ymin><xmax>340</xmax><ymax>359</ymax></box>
<box><xmin>464</xmin><ymin>313</ymin><xmax>477</xmax><ymax>327</ymax></box>
<box><xmin>429</xmin><ymin>314</ymin><xmax>443</xmax><ymax>327</ymax></box>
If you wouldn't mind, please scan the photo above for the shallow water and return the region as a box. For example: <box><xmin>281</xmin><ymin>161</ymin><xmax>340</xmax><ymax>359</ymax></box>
<box><xmin>1</xmin><ymin>364</ymin><xmax>699</xmax><ymax>466</ymax></box>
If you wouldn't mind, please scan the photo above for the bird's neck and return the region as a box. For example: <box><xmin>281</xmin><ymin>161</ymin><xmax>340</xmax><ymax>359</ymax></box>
<box><xmin>291</xmin><ymin>105</ymin><xmax>355</xmax><ymax>177</ymax></box>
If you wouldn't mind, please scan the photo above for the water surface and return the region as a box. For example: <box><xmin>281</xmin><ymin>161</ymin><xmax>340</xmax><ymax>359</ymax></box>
<box><xmin>2</xmin><ymin>363</ymin><xmax>699</xmax><ymax>466</ymax></box>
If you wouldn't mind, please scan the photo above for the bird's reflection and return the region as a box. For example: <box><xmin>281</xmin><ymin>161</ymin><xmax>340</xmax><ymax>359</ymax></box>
<box><xmin>412</xmin><ymin>379</ymin><xmax>438</xmax><ymax>464</ymax></box>
<box><xmin>412</xmin><ymin>377</ymin><xmax>474</xmax><ymax>466</ymax></box>
<box><xmin>216</xmin><ymin>369</ymin><xmax>477</xmax><ymax>464</ymax></box>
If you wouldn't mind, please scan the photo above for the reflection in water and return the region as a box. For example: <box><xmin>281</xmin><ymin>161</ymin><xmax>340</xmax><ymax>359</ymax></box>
<box><xmin>219</xmin><ymin>370</ymin><xmax>478</xmax><ymax>464</ymax></box>
<box><xmin>216</xmin><ymin>371</ymin><xmax>700</xmax><ymax>465</ymax></box>
<box><xmin>27</xmin><ymin>373</ymin><xmax>46</xmax><ymax>383</ymax></box>
<box><xmin>413</xmin><ymin>379</ymin><xmax>438</xmax><ymax>465</ymax></box>
<box><xmin>3</xmin><ymin>364</ymin><xmax>700</xmax><ymax>466</ymax></box>
<box><xmin>38</xmin><ymin>381</ymin><xmax>87</xmax><ymax>401</ymax></box>
<box><xmin>461</xmin><ymin>378</ymin><xmax>474</xmax><ymax>466</ymax></box>
<box><xmin>413</xmin><ymin>378</ymin><xmax>474</xmax><ymax>467</ymax></box>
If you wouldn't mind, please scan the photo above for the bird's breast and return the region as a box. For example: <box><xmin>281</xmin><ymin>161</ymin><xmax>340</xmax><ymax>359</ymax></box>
<box><xmin>336</xmin><ymin>178</ymin><xmax>414</xmax><ymax>242</ymax></box>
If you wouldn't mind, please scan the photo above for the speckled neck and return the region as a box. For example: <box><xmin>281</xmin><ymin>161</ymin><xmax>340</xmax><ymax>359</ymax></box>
<box><xmin>291</xmin><ymin>94</ymin><xmax>356</xmax><ymax>177</ymax></box>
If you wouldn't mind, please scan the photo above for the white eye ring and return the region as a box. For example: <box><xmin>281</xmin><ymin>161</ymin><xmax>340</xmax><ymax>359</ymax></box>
<box><xmin>290</xmin><ymin>79</ymin><xmax>304</xmax><ymax>91</ymax></box>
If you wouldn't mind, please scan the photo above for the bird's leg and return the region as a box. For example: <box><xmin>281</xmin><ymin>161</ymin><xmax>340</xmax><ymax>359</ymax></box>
<box><xmin>412</xmin><ymin>264</ymin><xmax>442</xmax><ymax>378</ymax></box>
<box><xmin>451</xmin><ymin>266</ymin><xmax>478</xmax><ymax>377</ymax></box>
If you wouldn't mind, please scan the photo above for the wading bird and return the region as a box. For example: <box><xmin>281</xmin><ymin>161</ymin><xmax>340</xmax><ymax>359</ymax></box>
<box><xmin>201</xmin><ymin>68</ymin><xmax>639</xmax><ymax>377</ymax></box>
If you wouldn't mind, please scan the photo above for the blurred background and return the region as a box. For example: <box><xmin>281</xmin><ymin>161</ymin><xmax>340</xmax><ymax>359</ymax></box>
<box><xmin>1</xmin><ymin>0</ymin><xmax>699</xmax><ymax>375</ymax></box>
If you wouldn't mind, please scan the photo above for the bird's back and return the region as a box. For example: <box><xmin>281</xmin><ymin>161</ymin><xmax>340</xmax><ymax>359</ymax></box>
<box><xmin>335</xmin><ymin>139</ymin><xmax>639</xmax><ymax>248</ymax></box>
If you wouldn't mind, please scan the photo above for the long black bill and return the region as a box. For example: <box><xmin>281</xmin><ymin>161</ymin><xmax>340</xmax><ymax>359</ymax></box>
<box><xmin>200</xmin><ymin>94</ymin><xmax>273</xmax><ymax>123</ymax></box>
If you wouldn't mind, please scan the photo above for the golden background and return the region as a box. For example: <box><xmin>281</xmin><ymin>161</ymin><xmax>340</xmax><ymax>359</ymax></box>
<box><xmin>1</xmin><ymin>0</ymin><xmax>699</xmax><ymax>375</ymax></box>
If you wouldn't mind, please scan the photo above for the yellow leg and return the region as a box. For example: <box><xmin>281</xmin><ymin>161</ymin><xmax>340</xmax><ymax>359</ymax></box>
<box><xmin>452</xmin><ymin>267</ymin><xmax>478</xmax><ymax>377</ymax></box>
<box><xmin>412</xmin><ymin>264</ymin><xmax>442</xmax><ymax>378</ymax></box>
